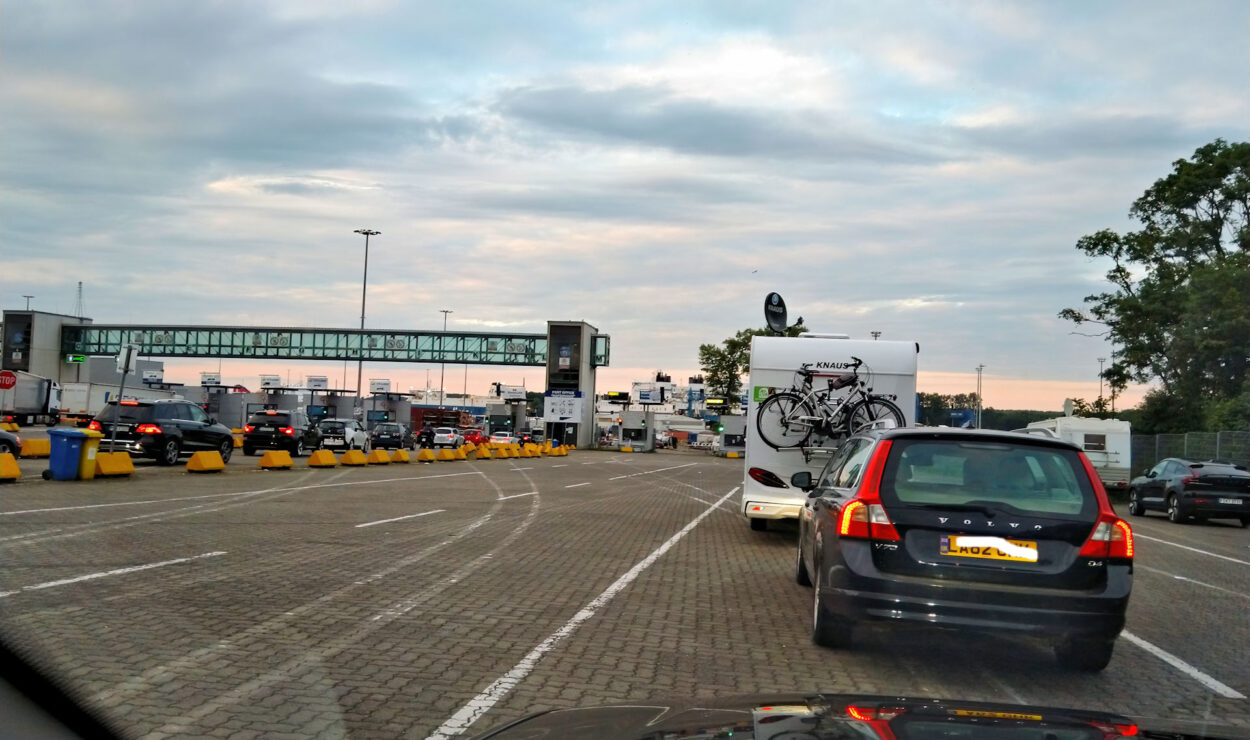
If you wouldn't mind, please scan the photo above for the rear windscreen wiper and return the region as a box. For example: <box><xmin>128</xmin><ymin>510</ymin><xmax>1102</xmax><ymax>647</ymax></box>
<box><xmin>911</xmin><ymin>502</ymin><xmax>1004</xmax><ymax>517</ymax></box>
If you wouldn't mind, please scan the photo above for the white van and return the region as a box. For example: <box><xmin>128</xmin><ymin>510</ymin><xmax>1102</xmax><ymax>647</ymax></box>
<box><xmin>742</xmin><ymin>334</ymin><xmax>918</xmax><ymax>530</ymax></box>
<box><xmin>1025</xmin><ymin>416</ymin><xmax>1132</xmax><ymax>491</ymax></box>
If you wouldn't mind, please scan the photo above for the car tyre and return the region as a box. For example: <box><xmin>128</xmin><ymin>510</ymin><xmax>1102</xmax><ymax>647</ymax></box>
<box><xmin>749</xmin><ymin>518</ymin><xmax>767</xmax><ymax>532</ymax></box>
<box><xmin>1167</xmin><ymin>494</ymin><xmax>1187</xmax><ymax>523</ymax></box>
<box><xmin>218</xmin><ymin>438</ymin><xmax>233</xmax><ymax>464</ymax></box>
<box><xmin>1055</xmin><ymin>636</ymin><xmax>1115</xmax><ymax>672</ymax></box>
<box><xmin>795</xmin><ymin>538</ymin><xmax>812</xmax><ymax>587</ymax></box>
<box><xmin>811</xmin><ymin>559</ymin><xmax>852</xmax><ymax>649</ymax></box>
<box><xmin>157</xmin><ymin>439</ymin><xmax>180</xmax><ymax>466</ymax></box>
<box><xmin>0</xmin><ymin>441</ymin><xmax>15</xmax><ymax>456</ymax></box>
<box><xmin>1127</xmin><ymin>489</ymin><xmax>1144</xmax><ymax>517</ymax></box>
<box><xmin>292</xmin><ymin>439</ymin><xmax>305</xmax><ymax>458</ymax></box>
<box><xmin>1239</xmin><ymin>517</ymin><xmax>1250</xmax><ymax>528</ymax></box>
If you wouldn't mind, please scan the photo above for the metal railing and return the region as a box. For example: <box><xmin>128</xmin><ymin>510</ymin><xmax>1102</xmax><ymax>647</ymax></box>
<box><xmin>1130</xmin><ymin>430</ymin><xmax>1250</xmax><ymax>473</ymax></box>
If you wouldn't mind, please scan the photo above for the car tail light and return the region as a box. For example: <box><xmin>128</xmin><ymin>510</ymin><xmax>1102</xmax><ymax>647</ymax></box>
<box><xmin>87</xmin><ymin>420</ymin><xmax>102</xmax><ymax>431</ymax></box>
<box><xmin>243</xmin><ymin>425</ymin><xmax>255</xmax><ymax>433</ymax></box>
<box><xmin>119</xmin><ymin>400</ymin><xmax>140</xmax><ymax>406</ymax></box>
<box><xmin>846</xmin><ymin>705</ymin><xmax>904</xmax><ymax>740</ymax></box>
<box><xmin>280</xmin><ymin>427</ymin><xmax>295</xmax><ymax>436</ymax></box>
<box><xmin>1180</xmin><ymin>474</ymin><xmax>1196</xmax><ymax>486</ymax></box>
<box><xmin>135</xmin><ymin>424</ymin><xmax>162</xmax><ymax>435</ymax></box>
<box><xmin>1079</xmin><ymin>517</ymin><xmax>1134</xmax><ymax>559</ymax></box>
<box><xmin>836</xmin><ymin>441</ymin><xmax>900</xmax><ymax>541</ymax></box>
<box><xmin>1089</xmin><ymin>721</ymin><xmax>1139</xmax><ymax>737</ymax></box>
<box><xmin>748</xmin><ymin>467</ymin><xmax>789</xmax><ymax>488</ymax></box>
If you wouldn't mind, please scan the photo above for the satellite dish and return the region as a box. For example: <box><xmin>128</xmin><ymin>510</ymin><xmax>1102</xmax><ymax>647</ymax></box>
<box><xmin>1063</xmin><ymin>398</ymin><xmax>1074</xmax><ymax>417</ymax></box>
<box><xmin>764</xmin><ymin>292</ymin><xmax>788</xmax><ymax>335</ymax></box>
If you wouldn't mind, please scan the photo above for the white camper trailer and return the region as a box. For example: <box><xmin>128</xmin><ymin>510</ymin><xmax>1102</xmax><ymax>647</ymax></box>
<box><xmin>1026</xmin><ymin>416</ymin><xmax>1132</xmax><ymax>491</ymax></box>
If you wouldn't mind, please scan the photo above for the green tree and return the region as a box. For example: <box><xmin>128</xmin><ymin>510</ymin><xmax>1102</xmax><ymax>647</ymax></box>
<box><xmin>697</xmin><ymin>324</ymin><xmax>807</xmax><ymax>407</ymax></box>
<box><xmin>916</xmin><ymin>392</ymin><xmax>980</xmax><ymax>425</ymax></box>
<box><xmin>1059</xmin><ymin>139</ymin><xmax>1250</xmax><ymax>430</ymax></box>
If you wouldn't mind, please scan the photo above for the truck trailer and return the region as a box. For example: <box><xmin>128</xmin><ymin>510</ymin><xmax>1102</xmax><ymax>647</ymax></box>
<box><xmin>0</xmin><ymin>370</ymin><xmax>62</xmax><ymax>426</ymax></box>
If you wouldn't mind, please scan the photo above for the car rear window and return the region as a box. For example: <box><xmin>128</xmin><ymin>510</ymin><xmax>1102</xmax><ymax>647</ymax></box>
<box><xmin>320</xmin><ymin>421</ymin><xmax>346</xmax><ymax>433</ymax></box>
<box><xmin>1195</xmin><ymin>463</ymin><xmax>1250</xmax><ymax>478</ymax></box>
<box><xmin>376</xmin><ymin>424</ymin><xmax>400</xmax><ymax>432</ymax></box>
<box><xmin>95</xmin><ymin>403</ymin><xmax>154</xmax><ymax>422</ymax></box>
<box><xmin>247</xmin><ymin>413</ymin><xmax>291</xmax><ymax>426</ymax></box>
<box><xmin>880</xmin><ymin>438</ymin><xmax>1098</xmax><ymax>520</ymax></box>
<box><xmin>435</xmin><ymin>428</ymin><xmax>453</xmax><ymax>434</ymax></box>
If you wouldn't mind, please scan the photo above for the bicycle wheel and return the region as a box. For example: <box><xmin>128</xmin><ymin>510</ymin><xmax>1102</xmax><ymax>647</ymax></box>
<box><xmin>843</xmin><ymin>397</ymin><xmax>906</xmax><ymax>435</ymax></box>
<box><xmin>756</xmin><ymin>392</ymin><xmax>817</xmax><ymax>449</ymax></box>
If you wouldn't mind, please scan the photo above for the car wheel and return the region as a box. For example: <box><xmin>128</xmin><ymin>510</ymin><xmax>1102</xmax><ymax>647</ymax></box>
<box><xmin>218</xmin><ymin>438</ymin><xmax>233</xmax><ymax>464</ymax></box>
<box><xmin>0</xmin><ymin>441</ymin><xmax>15</xmax><ymax>456</ymax></box>
<box><xmin>811</xmin><ymin>557</ymin><xmax>852</xmax><ymax>649</ymax></box>
<box><xmin>749</xmin><ymin>518</ymin><xmax>767</xmax><ymax>532</ymax></box>
<box><xmin>292</xmin><ymin>439</ymin><xmax>305</xmax><ymax>458</ymax></box>
<box><xmin>157</xmin><ymin>439</ymin><xmax>180</xmax><ymax>466</ymax></box>
<box><xmin>795</xmin><ymin>537</ymin><xmax>812</xmax><ymax>587</ymax></box>
<box><xmin>1167</xmin><ymin>494</ymin><xmax>1187</xmax><ymax>523</ymax></box>
<box><xmin>1127</xmin><ymin>489</ymin><xmax>1144</xmax><ymax>517</ymax></box>
<box><xmin>1240</xmin><ymin>517</ymin><xmax>1250</xmax><ymax>528</ymax></box>
<box><xmin>1055</xmin><ymin>636</ymin><xmax>1115</xmax><ymax>672</ymax></box>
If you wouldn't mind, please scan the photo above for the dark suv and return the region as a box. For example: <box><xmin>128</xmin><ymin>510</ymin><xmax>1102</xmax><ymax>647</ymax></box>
<box><xmin>90</xmin><ymin>399</ymin><xmax>234</xmax><ymax>465</ymax></box>
<box><xmin>794</xmin><ymin>427</ymin><xmax>1132</xmax><ymax>671</ymax></box>
<box><xmin>1128</xmin><ymin>458</ymin><xmax>1250</xmax><ymax>526</ymax></box>
<box><xmin>370</xmin><ymin>422</ymin><xmax>414</xmax><ymax>450</ymax></box>
<box><xmin>242</xmin><ymin>409</ymin><xmax>321</xmax><ymax>457</ymax></box>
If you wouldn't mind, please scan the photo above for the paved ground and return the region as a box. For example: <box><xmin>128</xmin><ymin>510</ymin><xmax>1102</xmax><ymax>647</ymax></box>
<box><xmin>0</xmin><ymin>448</ymin><xmax>1247</xmax><ymax>738</ymax></box>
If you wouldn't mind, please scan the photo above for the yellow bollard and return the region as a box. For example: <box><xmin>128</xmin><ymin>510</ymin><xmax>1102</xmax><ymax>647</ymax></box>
<box><xmin>186</xmin><ymin>451</ymin><xmax>226</xmax><ymax>473</ymax></box>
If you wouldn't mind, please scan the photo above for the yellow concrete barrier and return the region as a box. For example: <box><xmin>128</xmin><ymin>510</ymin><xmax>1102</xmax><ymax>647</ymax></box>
<box><xmin>476</xmin><ymin>444</ymin><xmax>492</xmax><ymax>459</ymax></box>
<box><xmin>518</xmin><ymin>447</ymin><xmax>532</xmax><ymax>458</ymax></box>
<box><xmin>259</xmin><ymin>450</ymin><xmax>293</xmax><ymax>470</ymax></box>
<box><xmin>1</xmin><ymin>422</ymin><xmax>19</xmax><ymax>432</ymax></box>
<box><xmin>94</xmin><ymin>452</ymin><xmax>134</xmax><ymax>477</ymax></box>
<box><xmin>341</xmin><ymin>449</ymin><xmax>368</xmax><ymax>466</ymax></box>
<box><xmin>390</xmin><ymin>449</ymin><xmax>411</xmax><ymax>464</ymax></box>
<box><xmin>436</xmin><ymin>449</ymin><xmax>456</xmax><ymax>461</ymax></box>
<box><xmin>19</xmin><ymin>438</ymin><xmax>51</xmax><ymax>458</ymax></box>
<box><xmin>621</xmin><ymin>446</ymin><xmax>634</xmax><ymax>453</ymax></box>
<box><xmin>186</xmin><ymin>451</ymin><xmax>225</xmax><ymax>473</ymax></box>
<box><xmin>453</xmin><ymin>447</ymin><xmax>468</xmax><ymax>461</ymax></box>
<box><xmin>0</xmin><ymin>452</ymin><xmax>20</xmax><ymax>483</ymax></box>
<box><xmin>307</xmin><ymin>450</ymin><xmax>338</xmax><ymax>468</ymax></box>
<box><xmin>726</xmin><ymin>451</ymin><xmax>741</xmax><ymax>458</ymax></box>
<box><xmin>417</xmin><ymin>448</ymin><xmax>436</xmax><ymax>463</ymax></box>
<box><xmin>366</xmin><ymin>449</ymin><xmax>391</xmax><ymax>465</ymax></box>
<box><xmin>231</xmin><ymin>428</ymin><xmax>244</xmax><ymax>434</ymax></box>
<box><xmin>233</xmin><ymin>436</ymin><xmax>243</xmax><ymax>448</ymax></box>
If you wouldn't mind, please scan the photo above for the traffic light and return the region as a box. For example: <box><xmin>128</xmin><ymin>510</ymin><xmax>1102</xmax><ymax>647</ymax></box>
<box><xmin>716</xmin><ymin>423</ymin><xmax>725</xmax><ymax>433</ymax></box>
<box><xmin>640</xmin><ymin>418</ymin><xmax>646</xmax><ymax>428</ymax></box>
<box><xmin>616</xmin><ymin>417</ymin><xmax>622</xmax><ymax>424</ymax></box>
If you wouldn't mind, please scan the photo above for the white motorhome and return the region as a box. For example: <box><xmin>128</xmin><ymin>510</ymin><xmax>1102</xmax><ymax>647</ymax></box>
<box><xmin>742</xmin><ymin>334</ymin><xmax>918</xmax><ymax>531</ymax></box>
<box><xmin>1026</xmin><ymin>416</ymin><xmax>1132</xmax><ymax>491</ymax></box>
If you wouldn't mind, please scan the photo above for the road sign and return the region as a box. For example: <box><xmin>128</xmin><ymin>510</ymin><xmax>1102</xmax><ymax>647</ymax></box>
<box><xmin>0</xmin><ymin>371</ymin><xmax>15</xmax><ymax>390</ymax></box>
<box><xmin>116</xmin><ymin>344</ymin><xmax>140</xmax><ymax>374</ymax></box>
<box><xmin>65</xmin><ymin>353</ymin><xmax>86</xmax><ymax>364</ymax></box>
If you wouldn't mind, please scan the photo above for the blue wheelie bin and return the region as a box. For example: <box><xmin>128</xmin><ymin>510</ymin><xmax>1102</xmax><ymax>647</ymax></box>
<box><xmin>44</xmin><ymin>428</ymin><xmax>88</xmax><ymax>481</ymax></box>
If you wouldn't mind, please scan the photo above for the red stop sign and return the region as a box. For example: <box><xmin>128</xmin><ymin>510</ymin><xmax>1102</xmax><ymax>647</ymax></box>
<box><xmin>0</xmin><ymin>371</ymin><xmax>15</xmax><ymax>390</ymax></box>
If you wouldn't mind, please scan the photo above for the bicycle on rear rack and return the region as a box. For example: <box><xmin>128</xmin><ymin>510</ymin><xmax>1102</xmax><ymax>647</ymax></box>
<box><xmin>755</xmin><ymin>356</ymin><xmax>905</xmax><ymax>450</ymax></box>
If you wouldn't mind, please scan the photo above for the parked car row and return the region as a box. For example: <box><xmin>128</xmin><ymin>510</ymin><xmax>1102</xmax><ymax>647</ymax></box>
<box><xmin>1128</xmin><ymin>457</ymin><xmax>1250</xmax><ymax>526</ymax></box>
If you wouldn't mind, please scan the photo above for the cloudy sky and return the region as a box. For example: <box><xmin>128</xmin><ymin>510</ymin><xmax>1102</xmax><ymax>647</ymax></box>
<box><xmin>2</xmin><ymin>1</ymin><xmax>1246</xmax><ymax>408</ymax></box>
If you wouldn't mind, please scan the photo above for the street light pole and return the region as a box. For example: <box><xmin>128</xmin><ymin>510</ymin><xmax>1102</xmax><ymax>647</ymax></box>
<box><xmin>975</xmin><ymin>364</ymin><xmax>985</xmax><ymax>428</ymax></box>
<box><xmin>439</xmin><ymin>309</ymin><xmax>453</xmax><ymax>409</ymax></box>
<box><xmin>353</xmin><ymin>229</ymin><xmax>380</xmax><ymax>414</ymax></box>
<box><xmin>1097</xmin><ymin>357</ymin><xmax>1107</xmax><ymax>406</ymax></box>
<box><xmin>21</xmin><ymin>295</ymin><xmax>33</xmax><ymax>310</ymax></box>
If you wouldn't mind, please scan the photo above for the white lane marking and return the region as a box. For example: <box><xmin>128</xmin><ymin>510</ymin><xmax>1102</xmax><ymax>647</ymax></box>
<box><xmin>581</xmin><ymin>462</ymin><xmax>596</xmax><ymax>465</ymax></box>
<box><xmin>1122</xmin><ymin>631</ymin><xmax>1245</xmax><ymax>699</ymax></box>
<box><xmin>355</xmin><ymin>510</ymin><xmax>445</xmax><ymax>528</ymax></box>
<box><xmin>426</xmin><ymin>485</ymin><xmax>740</xmax><ymax>740</ymax></box>
<box><xmin>510</xmin><ymin>467</ymin><xmax>534</xmax><ymax>471</ymax></box>
<box><xmin>1137</xmin><ymin>565</ymin><xmax>1250</xmax><ymax>600</ymax></box>
<box><xmin>564</xmin><ymin>482</ymin><xmax>590</xmax><ymax>489</ymax></box>
<box><xmin>0</xmin><ymin>470</ymin><xmax>482</xmax><ymax>517</ymax></box>
<box><xmin>0</xmin><ymin>552</ymin><xmax>226</xmax><ymax>599</ymax></box>
<box><xmin>551</xmin><ymin>464</ymin><xmax>567</xmax><ymax>468</ymax></box>
<box><xmin>499</xmin><ymin>492</ymin><xmax>538</xmax><ymax>500</ymax></box>
<box><xmin>686</xmin><ymin>495</ymin><xmax>733</xmax><ymax>513</ymax></box>
<box><xmin>608</xmin><ymin>462</ymin><xmax>698</xmax><ymax>481</ymax></box>
<box><xmin>1136</xmin><ymin>533</ymin><xmax>1250</xmax><ymax>566</ymax></box>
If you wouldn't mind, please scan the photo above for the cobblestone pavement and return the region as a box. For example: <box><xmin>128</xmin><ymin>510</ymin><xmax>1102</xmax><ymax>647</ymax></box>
<box><xmin>0</xmin><ymin>450</ymin><xmax>1246</xmax><ymax>738</ymax></box>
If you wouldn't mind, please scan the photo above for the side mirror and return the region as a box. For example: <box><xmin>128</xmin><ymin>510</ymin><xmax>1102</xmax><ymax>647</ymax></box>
<box><xmin>790</xmin><ymin>471</ymin><xmax>813</xmax><ymax>491</ymax></box>
<box><xmin>1146</xmin><ymin>470</ymin><xmax>1156</xmax><ymax>478</ymax></box>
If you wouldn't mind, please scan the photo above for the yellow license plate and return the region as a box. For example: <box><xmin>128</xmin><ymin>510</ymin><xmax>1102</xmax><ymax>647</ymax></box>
<box><xmin>940</xmin><ymin>535</ymin><xmax>1038</xmax><ymax>562</ymax></box>
<box><xmin>951</xmin><ymin>710</ymin><xmax>1043</xmax><ymax>721</ymax></box>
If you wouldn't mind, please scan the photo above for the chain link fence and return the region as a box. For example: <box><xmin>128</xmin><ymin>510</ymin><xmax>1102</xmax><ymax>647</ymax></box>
<box><xmin>1131</xmin><ymin>430</ymin><xmax>1250</xmax><ymax>474</ymax></box>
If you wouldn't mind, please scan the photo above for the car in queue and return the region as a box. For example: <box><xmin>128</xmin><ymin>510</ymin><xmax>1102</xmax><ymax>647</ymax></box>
<box><xmin>370</xmin><ymin>422</ymin><xmax>415</xmax><ymax>450</ymax></box>
<box><xmin>1128</xmin><ymin>458</ymin><xmax>1250</xmax><ymax>526</ymax></box>
<box><xmin>793</xmin><ymin>426</ymin><xmax>1133</xmax><ymax>671</ymax></box>
<box><xmin>316</xmin><ymin>418</ymin><xmax>370</xmax><ymax>452</ymax></box>
<box><xmin>461</xmin><ymin>429</ymin><xmax>488</xmax><ymax>446</ymax></box>
<box><xmin>90</xmin><ymin>399</ymin><xmax>235</xmax><ymax>465</ymax></box>
<box><xmin>489</xmin><ymin>431</ymin><xmax>517</xmax><ymax>445</ymax></box>
<box><xmin>242</xmin><ymin>409</ymin><xmax>321</xmax><ymax>457</ymax></box>
<box><xmin>433</xmin><ymin>427</ymin><xmax>464</xmax><ymax>448</ymax></box>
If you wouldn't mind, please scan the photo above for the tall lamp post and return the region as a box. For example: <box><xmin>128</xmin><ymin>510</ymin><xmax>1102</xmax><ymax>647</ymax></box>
<box><xmin>1097</xmin><ymin>357</ymin><xmax>1107</xmax><ymax>407</ymax></box>
<box><xmin>439</xmin><ymin>309</ymin><xmax>453</xmax><ymax>409</ymax></box>
<box><xmin>975</xmin><ymin>364</ymin><xmax>985</xmax><ymax>428</ymax></box>
<box><xmin>353</xmin><ymin>229</ymin><xmax>380</xmax><ymax>412</ymax></box>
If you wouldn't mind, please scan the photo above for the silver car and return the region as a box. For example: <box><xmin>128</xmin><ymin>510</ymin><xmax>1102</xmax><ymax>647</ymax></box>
<box><xmin>433</xmin><ymin>427</ymin><xmax>464</xmax><ymax>448</ymax></box>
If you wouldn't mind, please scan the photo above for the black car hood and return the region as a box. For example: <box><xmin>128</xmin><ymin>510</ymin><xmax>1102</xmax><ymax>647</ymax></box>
<box><xmin>470</xmin><ymin>693</ymin><xmax>1248</xmax><ymax>739</ymax></box>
